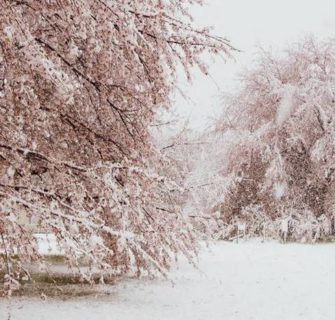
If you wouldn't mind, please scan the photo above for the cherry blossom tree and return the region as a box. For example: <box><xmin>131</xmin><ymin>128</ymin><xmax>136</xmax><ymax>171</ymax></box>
<box><xmin>0</xmin><ymin>0</ymin><xmax>233</xmax><ymax>294</ymax></box>
<box><xmin>192</xmin><ymin>37</ymin><xmax>335</xmax><ymax>242</ymax></box>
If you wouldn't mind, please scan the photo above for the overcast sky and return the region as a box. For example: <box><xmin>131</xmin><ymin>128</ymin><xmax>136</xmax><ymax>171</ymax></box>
<box><xmin>173</xmin><ymin>0</ymin><xmax>335</xmax><ymax>130</ymax></box>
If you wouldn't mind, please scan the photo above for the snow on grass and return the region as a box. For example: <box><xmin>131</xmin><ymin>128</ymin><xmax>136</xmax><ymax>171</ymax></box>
<box><xmin>2</xmin><ymin>241</ymin><xmax>335</xmax><ymax>320</ymax></box>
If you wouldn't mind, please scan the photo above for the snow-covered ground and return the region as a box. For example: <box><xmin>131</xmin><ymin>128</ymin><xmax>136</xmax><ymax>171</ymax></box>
<box><xmin>1</xmin><ymin>241</ymin><xmax>335</xmax><ymax>320</ymax></box>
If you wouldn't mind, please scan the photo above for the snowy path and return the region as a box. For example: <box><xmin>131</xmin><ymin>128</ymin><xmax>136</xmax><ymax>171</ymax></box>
<box><xmin>2</xmin><ymin>241</ymin><xmax>335</xmax><ymax>320</ymax></box>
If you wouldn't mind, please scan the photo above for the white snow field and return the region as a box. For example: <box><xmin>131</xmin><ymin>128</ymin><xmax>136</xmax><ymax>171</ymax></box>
<box><xmin>1</xmin><ymin>241</ymin><xmax>335</xmax><ymax>320</ymax></box>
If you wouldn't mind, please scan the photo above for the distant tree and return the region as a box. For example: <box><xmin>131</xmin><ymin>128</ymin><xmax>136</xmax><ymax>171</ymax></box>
<box><xmin>0</xmin><ymin>0</ymin><xmax>233</xmax><ymax>294</ymax></box>
<box><xmin>192</xmin><ymin>38</ymin><xmax>335</xmax><ymax>241</ymax></box>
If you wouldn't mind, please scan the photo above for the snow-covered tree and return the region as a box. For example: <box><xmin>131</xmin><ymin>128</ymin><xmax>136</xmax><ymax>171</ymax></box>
<box><xmin>191</xmin><ymin>37</ymin><xmax>335</xmax><ymax>241</ymax></box>
<box><xmin>0</xmin><ymin>0</ymin><xmax>233</xmax><ymax>294</ymax></box>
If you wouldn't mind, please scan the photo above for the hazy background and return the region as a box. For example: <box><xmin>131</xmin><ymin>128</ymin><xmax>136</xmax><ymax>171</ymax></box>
<box><xmin>173</xmin><ymin>0</ymin><xmax>335</xmax><ymax>130</ymax></box>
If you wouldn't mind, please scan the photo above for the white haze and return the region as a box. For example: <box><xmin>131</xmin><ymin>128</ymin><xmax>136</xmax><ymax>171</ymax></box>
<box><xmin>174</xmin><ymin>0</ymin><xmax>335</xmax><ymax>130</ymax></box>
